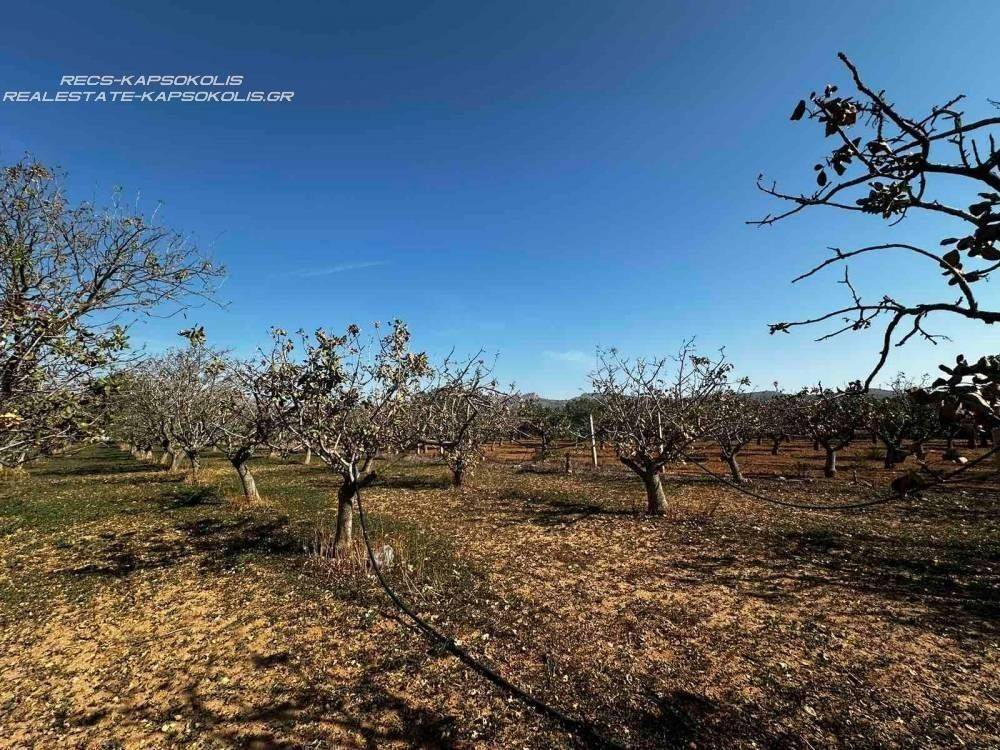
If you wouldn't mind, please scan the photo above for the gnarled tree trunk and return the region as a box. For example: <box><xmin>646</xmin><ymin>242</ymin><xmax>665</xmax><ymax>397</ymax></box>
<box><xmin>232</xmin><ymin>458</ymin><xmax>261</xmax><ymax>504</ymax></box>
<box><xmin>823</xmin><ymin>446</ymin><xmax>837</xmax><ymax>477</ymax></box>
<box><xmin>722</xmin><ymin>452</ymin><xmax>745</xmax><ymax>484</ymax></box>
<box><xmin>641</xmin><ymin>471</ymin><xmax>667</xmax><ymax>515</ymax></box>
<box><xmin>450</xmin><ymin>451</ymin><xmax>467</xmax><ymax>487</ymax></box>
<box><xmin>333</xmin><ymin>481</ymin><xmax>357</xmax><ymax>556</ymax></box>
<box><xmin>186</xmin><ymin>451</ymin><xmax>200</xmax><ymax>482</ymax></box>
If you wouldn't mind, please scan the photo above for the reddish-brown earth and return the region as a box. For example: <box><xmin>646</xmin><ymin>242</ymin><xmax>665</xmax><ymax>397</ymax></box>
<box><xmin>1</xmin><ymin>441</ymin><xmax>997</xmax><ymax>749</ymax></box>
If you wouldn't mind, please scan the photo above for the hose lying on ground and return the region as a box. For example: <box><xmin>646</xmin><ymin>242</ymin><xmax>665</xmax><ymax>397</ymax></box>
<box><xmin>354</xmin><ymin>490</ymin><xmax>626</xmax><ymax>750</ymax></box>
<box><xmin>352</xmin><ymin>444</ymin><xmax>999</xmax><ymax>748</ymax></box>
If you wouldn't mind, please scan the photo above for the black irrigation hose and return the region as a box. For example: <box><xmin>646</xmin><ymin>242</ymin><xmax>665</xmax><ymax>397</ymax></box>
<box><xmin>354</xmin><ymin>491</ymin><xmax>626</xmax><ymax>750</ymax></box>
<box><xmin>352</xmin><ymin>444</ymin><xmax>1000</xmax><ymax>747</ymax></box>
<box><xmin>678</xmin><ymin>443</ymin><xmax>1000</xmax><ymax>511</ymax></box>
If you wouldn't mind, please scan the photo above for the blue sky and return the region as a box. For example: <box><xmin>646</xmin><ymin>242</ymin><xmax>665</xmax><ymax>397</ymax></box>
<box><xmin>2</xmin><ymin>1</ymin><xmax>998</xmax><ymax>397</ymax></box>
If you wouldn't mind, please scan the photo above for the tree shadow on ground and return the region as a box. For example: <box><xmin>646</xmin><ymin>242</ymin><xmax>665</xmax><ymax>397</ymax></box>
<box><xmin>660</xmin><ymin>526</ymin><xmax>998</xmax><ymax>638</ymax></box>
<box><xmin>629</xmin><ymin>688</ymin><xmax>720</xmax><ymax>749</ymax></box>
<box><xmin>176</xmin><ymin>516</ymin><xmax>298</xmax><ymax>562</ymax></box>
<box><xmin>376</xmin><ymin>473</ymin><xmax>454</xmax><ymax>491</ymax></box>
<box><xmin>159</xmin><ymin>484</ymin><xmax>224</xmax><ymax>508</ymax></box>
<box><xmin>773</xmin><ymin>527</ymin><xmax>999</xmax><ymax>635</ymax></box>
<box><xmin>494</xmin><ymin>488</ymin><xmax>637</xmax><ymax>527</ymax></box>
<box><xmin>61</xmin><ymin>515</ymin><xmax>298</xmax><ymax>579</ymax></box>
<box><xmin>58</xmin><ymin>533</ymin><xmax>184</xmax><ymax>578</ymax></box>
<box><xmin>134</xmin><ymin>657</ymin><xmax>461</xmax><ymax>749</ymax></box>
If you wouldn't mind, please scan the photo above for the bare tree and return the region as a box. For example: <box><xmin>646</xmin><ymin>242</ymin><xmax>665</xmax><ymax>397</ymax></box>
<box><xmin>209</xmin><ymin>356</ymin><xmax>281</xmax><ymax>504</ymax></box>
<box><xmin>870</xmin><ymin>374</ymin><xmax>941</xmax><ymax>468</ymax></box>
<box><xmin>109</xmin><ymin>368</ymin><xmax>165</xmax><ymax>463</ymax></box>
<box><xmin>267</xmin><ymin>321</ymin><xmax>430</xmax><ymax>556</ymax></box>
<box><xmin>796</xmin><ymin>385</ymin><xmax>873</xmax><ymax>477</ymax></box>
<box><xmin>514</xmin><ymin>396</ymin><xmax>569</xmax><ymax>459</ymax></box>
<box><xmin>0</xmin><ymin>158</ymin><xmax>222</xmax><ymax>467</ymax></box>
<box><xmin>148</xmin><ymin>340</ymin><xmax>227</xmax><ymax>481</ymax></box>
<box><xmin>709</xmin><ymin>391</ymin><xmax>763</xmax><ymax>484</ymax></box>
<box><xmin>755</xmin><ymin>54</ymin><xmax>1000</xmax><ymax>387</ymax></box>
<box><xmin>591</xmin><ymin>342</ymin><xmax>734</xmax><ymax>514</ymax></box>
<box><xmin>760</xmin><ymin>386</ymin><xmax>796</xmax><ymax>456</ymax></box>
<box><xmin>416</xmin><ymin>354</ymin><xmax>514</xmax><ymax>487</ymax></box>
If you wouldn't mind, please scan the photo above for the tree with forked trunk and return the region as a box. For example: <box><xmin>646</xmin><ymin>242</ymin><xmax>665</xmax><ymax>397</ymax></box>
<box><xmin>797</xmin><ymin>385</ymin><xmax>873</xmax><ymax>478</ymax></box>
<box><xmin>709</xmin><ymin>391</ymin><xmax>764</xmax><ymax>484</ymax></box>
<box><xmin>758</xmin><ymin>385</ymin><xmax>797</xmax><ymax>456</ymax></box>
<box><xmin>266</xmin><ymin>321</ymin><xmax>430</xmax><ymax>557</ymax></box>
<box><xmin>591</xmin><ymin>342</ymin><xmax>735</xmax><ymax>515</ymax></box>
<box><xmin>208</xmin><ymin>355</ymin><xmax>282</xmax><ymax>505</ymax></box>
<box><xmin>415</xmin><ymin>354</ymin><xmax>515</xmax><ymax>488</ymax></box>
<box><xmin>514</xmin><ymin>396</ymin><xmax>570</xmax><ymax>461</ymax></box>
<box><xmin>870</xmin><ymin>374</ymin><xmax>941</xmax><ymax>468</ymax></box>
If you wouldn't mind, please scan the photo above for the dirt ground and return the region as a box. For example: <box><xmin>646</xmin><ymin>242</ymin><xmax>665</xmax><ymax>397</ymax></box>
<box><xmin>0</xmin><ymin>441</ymin><xmax>997</xmax><ymax>749</ymax></box>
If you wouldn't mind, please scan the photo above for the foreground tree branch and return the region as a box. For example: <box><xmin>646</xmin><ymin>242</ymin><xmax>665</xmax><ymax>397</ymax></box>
<box><xmin>754</xmin><ymin>54</ymin><xmax>1000</xmax><ymax>387</ymax></box>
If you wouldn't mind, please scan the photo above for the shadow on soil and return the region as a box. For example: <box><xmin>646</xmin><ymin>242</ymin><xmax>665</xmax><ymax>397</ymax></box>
<box><xmin>62</xmin><ymin>515</ymin><xmax>298</xmax><ymax>579</ymax></box>
<box><xmin>663</xmin><ymin>525</ymin><xmax>998</xmax><ymax>638</ymax></box>
<box><xmin>103</xmin><ymin>653</ymin><xmax>461</xmax><ymax>749</ymax></box>
<box><xmin>497</xmin><ymin>488</ymin><xmax>636</xmax><ymax>526</ymax></box>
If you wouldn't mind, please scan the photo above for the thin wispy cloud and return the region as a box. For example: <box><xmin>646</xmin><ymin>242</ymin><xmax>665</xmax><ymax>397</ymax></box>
<box><xmin>543</xmin><ymin>349</ymin><xmax>589</xmax><ymax>364</ymax></box>
<box><xmin>292</xmin><ymin>260</ymin><xmax>386</xmax><ymax>278</ymax></box>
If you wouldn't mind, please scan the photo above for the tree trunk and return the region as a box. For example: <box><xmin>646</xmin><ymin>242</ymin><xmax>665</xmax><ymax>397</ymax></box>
<box><xmin>187</xmin><ymin>451</ymin><xmax>200</xmax><ymax>482</ymax></box>
<box><xmin>452</xmin><ymin>466</ymin><xmax>464</xmax><ymax>487</ymax></box>
<box><xmin>723</xmin><ymin>452</ymin><xmax>745</xmax><ymax>484</ymax></box>
<box><xmin>169</xmin><ymin>451</ymin><xmax>182</xmax><ymax>472</ymax></box>
<box><xmin>913</xmin><ymin>441</ymin><xmax>926</xmax><ymax>460</ymax></box>
<box><xmin>771</xmin><ymin>435</ymin><xmax>782</xmax><ymax>456</ymax></box>
<box><xmin>641</xmin><ymin>471</ymin><xmax>667</xmax><ymax>515</ymax></box>
<box><xmin>884</xmin><ymin>445</ymin><xmax>905</xmax><ymax>468</ymax></box>
<box><xmin>823</xmin><ymin>447</ymin><xmax>837</xmax><ymax>477</ymax></box>
<box><xmin>303</xmin><ymin>447</ymin><xmax>312</xmax><ymax>465</ymax></box>
<box><xmin>564</xmin><ymin>453</ymin><xmax>573</xmax><ymax>474</ymax></box>
<box><xmin>333</xmin><ymin>482</ymin><xmax>356</xmax><ymax>556</ymax></box>
<box><xmin>160</xmin><ymin>450</ymin><xmax>172</xmax><ymax>466</ymax></box>
<box><xmin>233</xmin><ymin>459</ymin><xmax>260</xmax><ymax>504</ymax></box>
<box><xmin>813</xmin><ymin>438</ymin><xmax>820</xmax><ymax>451</ymax></box>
